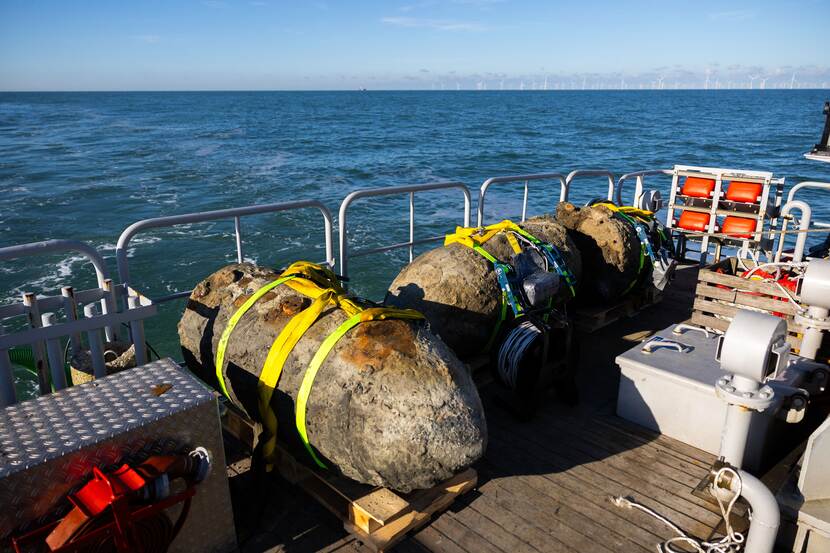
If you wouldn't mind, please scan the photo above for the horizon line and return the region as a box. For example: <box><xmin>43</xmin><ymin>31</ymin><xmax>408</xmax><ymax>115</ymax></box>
<box><xmin>2</xmin><ymin>88</ymin><xmax>828</xmax><ymax>93</ymax></box>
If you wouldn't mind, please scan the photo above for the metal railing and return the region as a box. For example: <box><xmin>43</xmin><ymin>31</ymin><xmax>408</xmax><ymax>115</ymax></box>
<box><xmin>775</xmin><ymin>181</ymin><xmax>830</xmax><ymax>262</ymax></box>
<box><xmin>564</xmin><ymin>170</ymin><xmax>616</xmax><ymax>203</ymax></box>
<box><xmin>477</xmin><ymin>173</ymin><xmax>567</xmax><ymax>226</ymax></box>
<box><xmin>0</xmin><ymin>240</ymin><xmax>156</xmax><ymax>406</ymax></box>
<box><xmin>338</xmin><ymin>182</ymin><xmax>471</xmax><ymax>280</ymax></box>
<box><xmin>116</xmin><ymin>200</ymin><xmax>335</xmax><ymax>304</ymax></box>
<box><xmin>615</xmin><ymin>169</ymin><xmax>673</xmax><ymax>207</ymax></box>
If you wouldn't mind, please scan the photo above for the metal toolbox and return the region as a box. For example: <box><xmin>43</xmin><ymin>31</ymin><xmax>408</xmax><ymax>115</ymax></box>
<box><xmin>616</xmin><ymin>323</ymin><xmax>822</xmax><ymax>470</ymax></box>
<box><xmin>0</xmin><ymin>358</ymin><xmax>236</xmax><ymax>552</ymax></box>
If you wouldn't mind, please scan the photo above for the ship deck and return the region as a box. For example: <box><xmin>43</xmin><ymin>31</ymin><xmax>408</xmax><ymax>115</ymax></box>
<box><xmin>227</xmin><ymin>265</ymin><xmax>723</xmax><ymax>553</ymax></box>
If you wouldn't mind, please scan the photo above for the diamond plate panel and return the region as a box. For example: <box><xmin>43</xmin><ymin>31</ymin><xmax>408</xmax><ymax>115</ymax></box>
<box><xmin>0</xmin><ymin>358</ymin><xmax>236</xmax><ymax>553</ymax></box>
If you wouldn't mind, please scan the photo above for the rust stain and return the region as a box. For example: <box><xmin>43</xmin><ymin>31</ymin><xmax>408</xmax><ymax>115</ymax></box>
<box><xmin>233</xmin><ymin>294</ymin><xmax>252</xmax><ymax>308</ymax></box>
<box><xmin>150</xmin><ymin>383</ymin><xmax>173</xmax><ymax>396</ymax></box>
<box><xmin>280</xmin><ymin>296</ymin><xmax>308</xmax><ymax>316</ymax></box>
<box><xmin>341</xmin><ymin>319</ymin><xmax>417</xmax><ymax>369</ymax></box>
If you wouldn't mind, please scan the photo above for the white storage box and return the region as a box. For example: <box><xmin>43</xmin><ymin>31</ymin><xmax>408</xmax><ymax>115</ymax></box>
<box><xmin>616</xmin><ymin>323</ymin><xmax>819</xmax><ymax>470</ymax></box>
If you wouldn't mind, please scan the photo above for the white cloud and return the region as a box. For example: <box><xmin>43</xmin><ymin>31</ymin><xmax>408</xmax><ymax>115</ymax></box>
<box><xmin>381</xmin><ymin>16</ymin><xmax>487</xmax><ymax>31</ymax></box>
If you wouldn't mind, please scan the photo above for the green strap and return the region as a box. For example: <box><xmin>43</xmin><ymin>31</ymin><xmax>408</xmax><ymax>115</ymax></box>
<box><xmin>214</xmin><ymin>275</ymin><xmax>295</xmax><ymax>398</ymax></box>
<box><xmin>295</xmin><ymin>312</ymin><xmax>364</xmax><ymax>469</ymax></box>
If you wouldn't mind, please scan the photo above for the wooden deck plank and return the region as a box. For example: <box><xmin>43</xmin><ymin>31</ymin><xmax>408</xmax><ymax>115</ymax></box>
<box><xmin>463</xmin><ymin>489</ymin><xmax>577</xmax><ymax>553</ymax></box>
<box><xmin>438</xmin><ymin>508</ymin><xmax>543</xmax><ymax>553</ymax></box>
<box><xmin>592</xmin><ymin>416</ymin><xmax>715</xmax><ymax>466</ymax></box>
<box><xmin>480</xmin><ymin>435</ymin><xmax>661</xmax><ymax>551</ymax></box>
<box><xmin>485</xmin><ymin>415</ymin><xmax>718</xmax><ymax>541</ymax></box>
<box><xmin>553</xmin><ymin>413</ymin><xmax>710</xmax><ymax>489</ymax></box>
<box><xmin>410</xmin><ymin>526</ymin><xmax>469</xmax><ymax>553</ymax></box>
<box><xmin>428</xmin><ymin>513</ymin><xmax>508</xmax><ymax>553</ymax></box>
<box><xmin>534</xmin><ymin>412</ymin><xmax>721</xmax><ymax>518</ymax></box>
<box><xmin>475</xmin><ymin>469</ymin><xmax>626</xmax><ymax>553</ymax></box>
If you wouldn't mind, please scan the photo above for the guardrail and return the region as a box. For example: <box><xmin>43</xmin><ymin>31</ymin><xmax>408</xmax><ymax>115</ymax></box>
<box><xmin>477</xmin><ymin>173</ymin><xmax>568</xmax><ymax>226</ymax></box>
<box><xmin>338</xmin><ymin>182</ymin><xmax>471</xmax><ymax>281</ymax></box>
<box><xmin>0</xmin><ymin>240</ymin><xmax>157</xmax><ymax>406</ymax></box>
<box><xmin>116</xmin><ymin>200</ymin><xmax>335</xmax><ymax>304</ymax></box>
<box><xmin>564</xmin><ymin>170</ymin><xmax>616</xmax><ymax>203</ymax></box>
<box><xmin>615</xmin><ymin>169</ymin><xmax>673</xmax><ymax>207</ymax></box>
<box><xmin>775</xmin><ymin>181</ymin><xmax>830</xmax><ymax>262</ymax></box>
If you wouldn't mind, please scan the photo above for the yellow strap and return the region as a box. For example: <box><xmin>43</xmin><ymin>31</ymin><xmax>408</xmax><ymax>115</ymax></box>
<box><xmin>253</xmin><ymin>260</ymin><xmax>425</xmax><ymax>470</ymax></box>
<box><xmin>505</xmin><ymin>231</ymin><xmax>522</xmax><ymax>254</ymax></box>
<box><xmin>258</xmin><ymin>289</ymin><xmax>337</xmax><ymax>469</ymax></box>
<box><xmin>295</xmin><ymin>307</ymin><xmax>423</xmax><ymax>468</ymax></box>
<box><xmin>445</xmin><ymin>219</ymin><xmax>524</xmax><ymax>250</ymax></box>
<box><xmin>214</xmin><ymin>275</ymin><xmax>296</xmax><ymax>398</ymax></box>
<box><xmin>592</xmin><ymin>202</ymin><xmax>654</xmax><ymax>221</ymax></box>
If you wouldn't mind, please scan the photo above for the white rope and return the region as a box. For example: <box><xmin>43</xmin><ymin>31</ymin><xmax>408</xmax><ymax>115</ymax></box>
<box><xmin>611</xmin><ymin>467</ymin><xmax>746</xmax><ymax>553</ymax></box>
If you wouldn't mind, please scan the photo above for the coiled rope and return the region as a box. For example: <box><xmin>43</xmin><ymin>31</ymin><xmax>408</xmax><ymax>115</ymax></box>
<box><xmin>611</xmin><ymin>467</ymin><xmax>745</xmax><ymax>553</ymax></box>
<box><xmin>496</xmin><ymin>319</ymin><xmax>543</xmax><ymax>389</ymax></box>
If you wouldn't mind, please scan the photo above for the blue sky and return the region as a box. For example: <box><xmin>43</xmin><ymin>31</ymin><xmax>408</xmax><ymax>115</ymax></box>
<box><xmin>1</xmin><ymin>0</ymin><xmax>828</xmax><ymax>90</ymax></box>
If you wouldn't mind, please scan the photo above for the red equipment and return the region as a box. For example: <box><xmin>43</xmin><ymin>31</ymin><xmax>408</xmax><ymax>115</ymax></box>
<box><xmin>681</xmin><ymin>176</ymin><xmax>716</xmax><ymax>198</ymax></box>
<box><xmin>722</xmin><ymin>216</ymin><xmax>757</xmax><ymax>238</ymax></box>
<box><xmin>725</xmin><ymin>181</ymin><xmax>763</xmax><ymax>203</ymax></box>
<box><xmin>12</xmin><ymin>448</ymin><xmax>210</xmax><ymax>553</ymax></box>
<box><xmin>677</xmin><ymin>211</ymin><xmax>712</xmax><ymax>232</ymax></box>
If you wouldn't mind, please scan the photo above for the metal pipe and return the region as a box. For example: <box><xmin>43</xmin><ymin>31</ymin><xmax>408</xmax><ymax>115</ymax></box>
<box><xmin>83</xmin><ymin>303</ymin><xmax>107</xmax><ymax>379</ymax></box>
<box><xmin>0</xmin><ymin>239</ymin><xmax>110</xmax><ymax>290</ymax></box>
<box><xmin>719</xmin><ymin>374</ymin><xmax>761</xmax><ymax>468</ymax></box>
<box><xmin>339</xmin><ymin>181</ymin><xmax>471</xmax><ymax>280</ymax></box>
<box><xmin>775</xmin><ymin>200</ymin><xmax>812</xmax><ymax>263</ymax></box>
<box><xmin>116</xmin><ymin>200</ymin><xmax>335</xmax><ymax>295</ymax></box>
<box><xmin>477</xmin><ymin>173</ymin><xmax>567</xmax><ymax>226</ymax></box>
<box><xmin>799</xmin><ymin>305</ymin><xmax>829</xmax><ymax>360</ymax></box>
<box><xmin>101</xmin><ymin>279</ymin><xmax>117</xmax><ymax>342</ymax></box>
<box><xmin>127</xmin><ymin>295</ymin><xmax>147</xmax><ymax>366</ymax></box>
<box><xmin>564</xmin><ymin>170</ymin><xmax>616</xmax><ymax>204</ymax></box>
<box><xmin>732</xmin><ymin>469</ymin><xmax>780</xmax><ymax>553</ymax></box>
<box><xmin>409</xmin><ymin>191</ymin><xmax>415</xmax><ymax>263</ymax></box>
<box><xmin>234</xmin><ymin>216</ymin><xmax>243</xmax><ymax>264</ymax></box>
<box><xmin>61</xmin><ymin>286</ymin><xmax>82</xmax><ymax>358</ymax></box>
<box><xmin>23</xmin><ymin>292</ymin><xmax>50</xmax><ymax>395</ymax></box>
<box><xmin>41</xmin><ymin>313</ymin><xmax>68</xmax><ymax>390</ymax></box>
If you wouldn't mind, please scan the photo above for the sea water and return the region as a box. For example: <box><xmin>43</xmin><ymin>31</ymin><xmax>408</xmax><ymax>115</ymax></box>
<box><xmin>1</xmin><ymin>90</ymin><xmax>829</xmax><ymax>359</ymax></box>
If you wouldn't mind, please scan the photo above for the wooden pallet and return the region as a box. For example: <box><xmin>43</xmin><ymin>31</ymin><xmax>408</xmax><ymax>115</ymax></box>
<box><xmin>690</xmin><ymin>257</ymin><xmax>822</xmax><ymax>354</ymax></box>
<box><xmin>219</xmin><ymin>401</ymin><xmax>477</xmax><ymax>552</ymax></box>
<box><xmin>572</xmin><ymin>285</ymin><xmax>663</xmax><ymax>333</ymax></box>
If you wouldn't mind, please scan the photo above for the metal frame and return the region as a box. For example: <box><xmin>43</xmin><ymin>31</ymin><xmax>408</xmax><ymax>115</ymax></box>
<box><xmin>665</xmin><ymin>165</ymin><xmax>784</xmax><ymax>264</ymax></box>
<box><xmin>116</xmin><ymin>200</ymin><xmax>335</xmax><ymax>304</ymax></box>
<box><xmin>477</xmin><ymin>173</ymin><xmax>567</xmax><ymax>227</ymax></box>
<box><xmin>0</xmin><ymin>240</ymin><xmax>156</xmax><ymax>407</ymax></box>
<box><xmin>338</xmin><ymin>182</ymin><xmax>471</xmax><ymax>281</ymax></box>
<box><xmin>564</xmin><ymin>170</ymin><xmax>616</xmax><ymax>204</ymax></box>
<box><xmin>616</xmin><ymin>169</ymin><xmax>673</xmax><ymax>207</ymax></box>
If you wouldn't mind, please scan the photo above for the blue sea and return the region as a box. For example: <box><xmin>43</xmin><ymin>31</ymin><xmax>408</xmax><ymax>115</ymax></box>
<box><xmin>2</xmin><ymin>90</ymin><xmax>829</xmax><ymax>358</ymax></box>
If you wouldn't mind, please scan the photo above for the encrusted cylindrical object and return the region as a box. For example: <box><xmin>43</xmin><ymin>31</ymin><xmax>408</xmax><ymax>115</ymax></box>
<box><xmin>178</xmin><ymin>263</ymin><xmax>486</xmax><ymax>492</ymax></box>
<box><xmin>554</xmin><ymin>202</ymin><xmax>641</xmax><ymax>303</ymax></box>
<box><xmin>386</xmin><ymin>218</ymin><xmax>582</xmax><ymax>359</ymax></box>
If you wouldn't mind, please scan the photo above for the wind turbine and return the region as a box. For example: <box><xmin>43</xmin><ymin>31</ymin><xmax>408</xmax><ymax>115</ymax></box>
<box><xmin>704</xmin><ymin>69</ymin><xmax>711</xmax><ymax>90</ymax></box>
<box><xmin>543</xmin><ymin>76</ymin><xmax>548</xmax><ymax>90</ymax></box>
<box><xmin>791</xmin><ymin>73</ymin><xmax>796</xmax><ymax>89</ymax></box>
<box><xmin>759</xmin><ymin>77</ymin><xmax>768</xmax><ymax>89</ymax></box>
<box><xmin>748</xmin><ymin>75</ymin><xmax>758</xmax><ymax>89</ymax></box>
<box><xmin>657</xmin><ymin>75</ymin><xmax>665</xmax><ymax>90</ymax></box>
